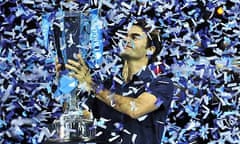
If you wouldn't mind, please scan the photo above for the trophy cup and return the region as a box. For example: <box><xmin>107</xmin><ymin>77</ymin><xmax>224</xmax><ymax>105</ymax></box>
<box><xmin>46</xmin><ymin>9</ymin><xmax>103</xmax><ymax>143</ymax></box>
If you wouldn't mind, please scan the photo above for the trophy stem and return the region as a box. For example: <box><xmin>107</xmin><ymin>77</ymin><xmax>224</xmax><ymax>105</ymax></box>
<box><xmin>68</xmin><ymin>88</ymin><xmax>78</xmax><ymax>112</ymax></box>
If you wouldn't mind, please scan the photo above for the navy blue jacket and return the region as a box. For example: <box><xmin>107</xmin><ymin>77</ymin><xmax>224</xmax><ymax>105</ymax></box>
<box><xmin>88</xmin><ymin>64</ymin><xmax>174</xmax><ymax>144</ymax></box>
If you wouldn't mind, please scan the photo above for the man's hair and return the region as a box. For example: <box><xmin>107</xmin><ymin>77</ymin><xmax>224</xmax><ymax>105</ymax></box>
<box><xmin>132</xmin><ymin>19</ymin><xmax>162</xmax><ymax>64</ymax></box>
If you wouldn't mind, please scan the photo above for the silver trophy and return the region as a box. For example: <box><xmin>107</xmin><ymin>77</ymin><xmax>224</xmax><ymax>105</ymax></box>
<box><xmin>46</xmin><ymin>10</ymin><xmax>102</xmax><ymax>142</ymax></box>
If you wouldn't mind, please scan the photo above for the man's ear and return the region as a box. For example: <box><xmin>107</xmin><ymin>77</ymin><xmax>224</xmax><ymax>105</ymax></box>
<box><xmin>146</xmin><ymin>46</ymin><xmax>156</xmax><ymax>56</ymax></box>
<box><xmin>148</xmin><ymin>46</ymin><xmax>156</xmax><ymax>54</ymax></box>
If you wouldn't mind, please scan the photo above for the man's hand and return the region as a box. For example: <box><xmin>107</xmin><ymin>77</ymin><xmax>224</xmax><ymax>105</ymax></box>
<box><xmin>55</xmin><ymin>57</ymin><xmax>62</xmax><ymax>78</ymax></box>
<box><xmin>65</xmin><ymin>54</ymin><xmax>93</xmax><ymax>91</ymax></box>
<box><xmin>82</xmin><ymin>110</ymin><xmax>93</xmax><ymax>120</ymax></box>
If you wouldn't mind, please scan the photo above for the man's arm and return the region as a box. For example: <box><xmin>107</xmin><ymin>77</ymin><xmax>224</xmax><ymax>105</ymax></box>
<box><xmin>96</xmin><ymin>89</ymin><xmax>159</xmax><ymax>119</ymax></box>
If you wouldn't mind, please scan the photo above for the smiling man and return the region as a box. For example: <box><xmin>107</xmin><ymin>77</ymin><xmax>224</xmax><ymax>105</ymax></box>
<box><xmin>65</xmin><ymin>19</ymin><xmax>174</xmax><ymax>144</ymax></box>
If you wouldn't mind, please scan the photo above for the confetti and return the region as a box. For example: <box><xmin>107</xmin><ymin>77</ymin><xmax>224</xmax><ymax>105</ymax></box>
<box><xmin>108</xmin><ymin>134</ymin><xmax>120</xmax><ymax>142</ymax></box>
<box><xmin>131</xmin><ymin>133</ymin><xmax>137</xmax><ymax>144</ymax></box>
<box><xmin>1</xmin><ymin>0</ymin><xmax>240</xmax><ymax>143</ymax></box>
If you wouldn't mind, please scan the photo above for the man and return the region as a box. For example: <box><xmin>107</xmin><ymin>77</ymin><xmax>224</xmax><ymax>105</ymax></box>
<box><xmin>65</xmin><ymin>20</ymin><xmax>174</xmax><ymax>144</ymax></box>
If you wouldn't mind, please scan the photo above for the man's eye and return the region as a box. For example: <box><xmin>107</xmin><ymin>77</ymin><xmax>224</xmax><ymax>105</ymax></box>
<box><xmin>132</xmin><ymin>35</ymin><xmax>141</xmax><ymax>40</ymax></box>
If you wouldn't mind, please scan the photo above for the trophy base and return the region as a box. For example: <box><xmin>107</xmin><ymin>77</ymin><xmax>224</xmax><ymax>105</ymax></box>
<box><xmin>46</xmin><ymin>114</ymin><xmax>96</xmax><ymax>144</ymax></box>
<box><xmin>45</xmin><ymin>138</ymin><xmax>96</xmax><ymax>144</ymax></box>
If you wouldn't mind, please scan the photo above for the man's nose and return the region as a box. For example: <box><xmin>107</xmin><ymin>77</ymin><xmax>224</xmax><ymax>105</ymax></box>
<box><xmin>124</xmin><ymin>36</ymin><xmax>131</xmax><ymax>43</ymax></box>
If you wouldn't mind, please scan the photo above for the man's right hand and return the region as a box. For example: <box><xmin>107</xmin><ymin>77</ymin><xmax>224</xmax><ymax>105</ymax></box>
<box><xmin>55</xmin><ymin>57</ymin><xmax>62</xmax><ymax>78</ymax></box>
<box><xmin>82</xmin><ymin>110</ymin><xmax>93</xmax><ymax>120</ymax></box>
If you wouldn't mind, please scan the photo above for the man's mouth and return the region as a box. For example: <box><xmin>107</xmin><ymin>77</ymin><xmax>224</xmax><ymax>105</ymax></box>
<box><xmin>125</xmin><ymin>45</ymin><xmax>132</xmax><ymax>49</ymax></box>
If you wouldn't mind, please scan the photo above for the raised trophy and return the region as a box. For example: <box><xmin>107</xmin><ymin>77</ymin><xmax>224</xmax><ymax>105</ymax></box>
<box><xmin>45</xmin><ymin>9</ymin><xmax>103</xmax><ymax>143</ymax></box>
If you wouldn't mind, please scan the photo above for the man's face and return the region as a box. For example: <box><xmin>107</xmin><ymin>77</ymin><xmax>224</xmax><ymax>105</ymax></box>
<box><xmin>120</xmin><ymin>25</ymin><xmax>149</xmax><ymax>60</ymax></box>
